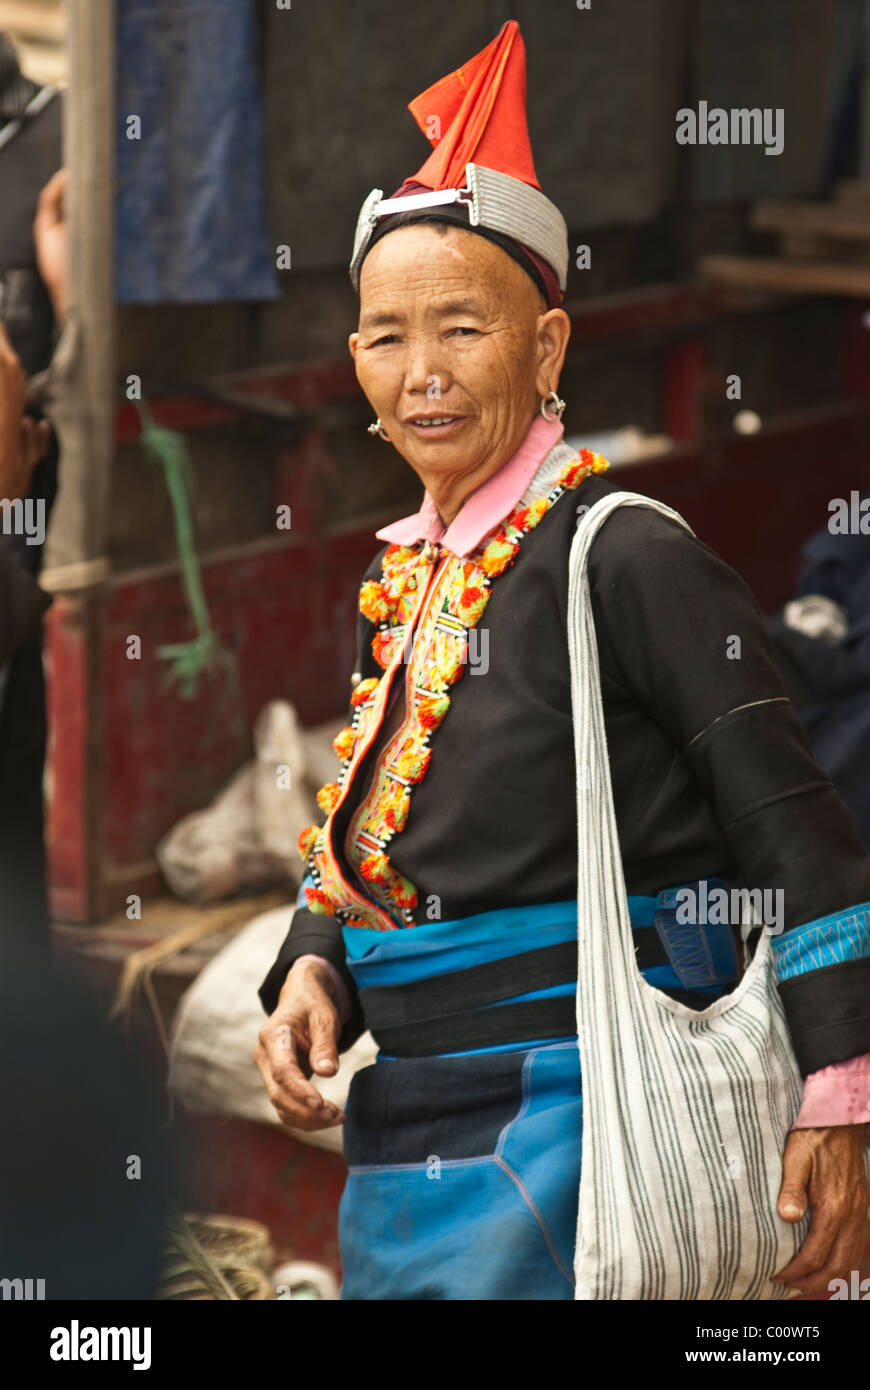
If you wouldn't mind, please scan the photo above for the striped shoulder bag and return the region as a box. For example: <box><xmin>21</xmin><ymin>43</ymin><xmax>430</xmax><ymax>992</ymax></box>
<box><xmin>569</xmin><ymin>490</ymin><xmax>806</xmax><ymax>1300</ymax></box>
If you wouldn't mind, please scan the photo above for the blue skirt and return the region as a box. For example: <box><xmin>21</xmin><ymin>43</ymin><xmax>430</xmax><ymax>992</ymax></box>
<box><xmin>338</xmin><ymin>899</ymin><xmax>729</xmax><ymax>1300</ymax></box>
<box><xmin>341</xmin><ymin>1039</ymin><xmax>582</xmax><ymax>1300</ymax></box>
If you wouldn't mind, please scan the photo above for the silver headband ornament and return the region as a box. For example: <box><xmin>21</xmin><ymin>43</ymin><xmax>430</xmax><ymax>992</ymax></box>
<box><xmin>349</xmin><ymin>162</ymin><xmax>568</xmax><ymax>293</ymax></box>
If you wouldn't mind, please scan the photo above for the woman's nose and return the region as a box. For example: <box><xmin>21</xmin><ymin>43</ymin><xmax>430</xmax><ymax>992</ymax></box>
<box><xmin>402</xmin><ymin>338</ymin><xmax>450</xmax><ymax>398</ymax></box>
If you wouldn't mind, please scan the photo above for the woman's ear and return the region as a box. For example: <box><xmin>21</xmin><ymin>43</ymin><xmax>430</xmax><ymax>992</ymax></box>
<box><xmin>535</xmin><ymin>308</ymin><xmax>571</xmax><ymax>399</ymax></box>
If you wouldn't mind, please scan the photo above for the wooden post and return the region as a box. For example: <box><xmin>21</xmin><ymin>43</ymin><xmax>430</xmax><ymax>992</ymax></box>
<box><xmin>43</xmin><ymin>0</ymin><xmax>115</xmax><ymax>921</ymax></box>
<box><xmin>43</xmin><ymin>0</ymin><xmax>114</xmax><ymax>583</ymax></box>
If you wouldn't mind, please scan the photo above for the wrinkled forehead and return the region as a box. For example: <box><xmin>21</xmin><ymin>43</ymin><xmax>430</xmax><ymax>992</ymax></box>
<box><xmin>358</xmin><ymin>223</ymin><xmax>540</xmax><ymax>321</ymax></box>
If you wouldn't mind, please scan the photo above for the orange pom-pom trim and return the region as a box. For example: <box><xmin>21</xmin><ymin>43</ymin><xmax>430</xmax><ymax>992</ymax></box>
<box><xmin>350</xmin><ymin>676</ymin><xmax>380</xmax><ymax>707</ymax></box>
<box><xmin>298</xmin><ymin>824</ymin><xmax>320</xmax><ymax>861</ymax></box>
<box><xmin>360</xmin><ymin>850</ymin><xmax>390</xmax><ymax>884</ymax></box>
<box><xmin>417</xmin><ymin>693</ymin><xmax>450</xmax><ymax>729</ymax></box>
<box><xmin>359</xmin><ymin>580</ymin><xmax>391</xmax><ymax>625</ymax></box>
<box><xmin>305</xmin><ymin>886</ymin><xmax>336</xmax><ymax>915</ymax></box>
<box><xmin>332</xmin><ymin>726</ymin><xmax>355</xmax><ymax>761</ymax></box>
<box><xmin>316</xmin><ymin>780</ymin><xmax>341</xmax><ymax>815</ymax></box>
<box><xmin>372</xmin><ymin>630</ymin><xmax>398</xmax><ymax>669</ymax></box>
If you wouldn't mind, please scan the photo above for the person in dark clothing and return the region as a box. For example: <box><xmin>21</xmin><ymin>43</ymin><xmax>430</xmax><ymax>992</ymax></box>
<box><xmin>0</xmin><ymin>32</ymin><xmax>64</xmax><ymax>957</ymax></box>
<box><xmin>768</xmin><ymin>499</ymin><xmax>870</xmax><ymax>851</ymax></box>
<box><xmin>0</xmin><ymin>319</ymin><xmax>53</xmax><ymax>967</ymax></box>
<box><xmin>0</xmin><ymin>959</ymin><xmax>172</xmax><ymax>1299</ymax></box>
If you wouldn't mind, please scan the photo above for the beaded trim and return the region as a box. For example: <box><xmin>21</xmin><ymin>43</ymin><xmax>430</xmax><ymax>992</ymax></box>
<box><xmin>298</xmin><ymin>447</ymin><xmax>609</xmax><ymax>930</ymax></box>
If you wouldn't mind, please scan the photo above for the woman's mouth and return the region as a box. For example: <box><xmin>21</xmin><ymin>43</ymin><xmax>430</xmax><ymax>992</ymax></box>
<box><xmin>404</xmin><ymin>415</ymin><xmax>467</xmax><ymax>438</ymax></box>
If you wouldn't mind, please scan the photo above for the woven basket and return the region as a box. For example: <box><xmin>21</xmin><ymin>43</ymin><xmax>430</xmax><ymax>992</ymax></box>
<box><xmin>158</xmin><ymin>1211</ymin><xmax>275</xmax><ymax>1301</ymax></box>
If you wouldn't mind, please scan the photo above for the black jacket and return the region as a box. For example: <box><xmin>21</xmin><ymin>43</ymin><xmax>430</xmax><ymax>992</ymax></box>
<box><xmin>261</xmin><ymin>473</ymin><xmax>870</xmax><ymax>1074</ymax></box>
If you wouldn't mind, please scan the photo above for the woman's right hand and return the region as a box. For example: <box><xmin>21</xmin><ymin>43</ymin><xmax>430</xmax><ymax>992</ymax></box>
<box><xmin>254</xmin><ymin>958</ymin><xmax>345</xmax><ymax>1131</ymax></box>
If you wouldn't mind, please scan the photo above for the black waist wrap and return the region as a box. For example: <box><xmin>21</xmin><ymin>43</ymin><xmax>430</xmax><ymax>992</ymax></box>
<box><xmin>358</xmin><ymin>935</ymin><xmax>716</xmax><ymax>1058</ymax></box>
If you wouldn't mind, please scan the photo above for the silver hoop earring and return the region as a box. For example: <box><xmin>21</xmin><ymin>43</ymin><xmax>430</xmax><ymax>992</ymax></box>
<box><xmin>367</xmin><ymin>417</ymin><xmax>390</xmax><ymax>441</ymax></box>
<box><xmin>540</xmin><ymin>390</ymin><xmax>566</xmax><ymax>422</ymax></box>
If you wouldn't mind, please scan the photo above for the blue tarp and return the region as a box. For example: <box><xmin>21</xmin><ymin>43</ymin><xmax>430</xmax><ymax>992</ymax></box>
<box><xmin>115</xmin><ymin>0</ymin><xmax>279</xmax><ymax>303</ymax></box>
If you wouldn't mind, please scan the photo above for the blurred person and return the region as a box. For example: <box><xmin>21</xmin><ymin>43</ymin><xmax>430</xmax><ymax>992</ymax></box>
<box><xmin>0</xmin><ymin>321</ymin><xmax>53</xmax><ymax>964</ymax></box>
<box><xmin>0</xmin><ymin>321</ymin><xmax>51</xmax><ymax>664</ymax></box>
<box><xmin>0</xmin><ymin>959</ymin><xmax>171</xmax><ymax>1299</ymax></box>
<box><xmin>1</xmin><ymin>272</ymin><xmax>170</xmax><ymax>1299</ymax></box>
<box><xmin>0</xmin><ymin>39</ymin><xmax>169</xmax><ymax>1303</ymax></box>
<box><xmin>0</xmin><ymin>30</ymin><xmax>64</xmax><ymax>955</ymax></box>
<box><xmin>769</xmin><ymin>498</ymin><xmax>870</xmax><ymax>849</ymax></box>
<box><xmin>0</xmin><ymin>320</ymin><xmax>50</xmax><ymax>511</ymax></box>
<box><xmin>257</xmin><ymin>23</ymin><xmax>870</xmax><ymax>1301</ymax></box>
<box><xmin>1</xmin><ymin>314</ymin><xmax>171</xmax><ymax>1292</ymax></box>
<box><xmin>0</xmin><ymin>31</ymin><xmax>64</xmax><ymax>347</ymax></box>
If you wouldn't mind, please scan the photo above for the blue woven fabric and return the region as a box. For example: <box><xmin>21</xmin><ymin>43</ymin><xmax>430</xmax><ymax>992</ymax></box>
<box><xmin>771</xmin><ymin>901</ymin><xmax>870</xmax><ymax>982</ymax></box>
<box><xmin>653</xmin><ymin>877</ymin><xmax>739</xmax><ymax>989</ymax></box>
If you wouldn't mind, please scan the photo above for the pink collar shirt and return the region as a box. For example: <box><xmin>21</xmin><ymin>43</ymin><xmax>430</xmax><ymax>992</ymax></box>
<box><xmin>375</xmin><ymin>415</ymin><xmax>565</xmax><ymax>556</ymax></box>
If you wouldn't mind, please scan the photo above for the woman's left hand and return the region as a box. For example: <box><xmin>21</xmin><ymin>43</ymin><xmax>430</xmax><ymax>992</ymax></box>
<box><xmin>773</xmin><ymin>1126</ymin><xmax>869</xmax><ymax>1294</ymax></box>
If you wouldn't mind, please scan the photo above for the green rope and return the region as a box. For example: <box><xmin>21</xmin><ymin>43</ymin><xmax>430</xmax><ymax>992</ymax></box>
<box><xmin>136</xmin><ymin>401</ymin><xmax>237</xmax><ymax>700</ymax></box>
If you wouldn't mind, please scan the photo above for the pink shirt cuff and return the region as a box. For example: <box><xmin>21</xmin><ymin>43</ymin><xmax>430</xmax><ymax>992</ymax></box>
<box><xmin>294</xmin><ymin>954</ymin><xmax>352</xmax><ymax>1027</ymax></box>
<box><xmin>790</xmin><ymin>1052</ymin><xmax>870</xmax><ymax>1142</ymax></box>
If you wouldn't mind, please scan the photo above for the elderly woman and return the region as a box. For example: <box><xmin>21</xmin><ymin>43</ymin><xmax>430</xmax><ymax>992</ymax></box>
<box><xmin>256</xmin><ymin>23</ymin><xmax>870</xmax><ymax>1301</ymax></box>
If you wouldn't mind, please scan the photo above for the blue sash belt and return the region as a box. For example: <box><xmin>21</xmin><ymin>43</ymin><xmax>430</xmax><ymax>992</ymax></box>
<box><xmin>344</xmin><ymin>885</ymin><xmax>739</xmax><ymax>1058</ymax></box>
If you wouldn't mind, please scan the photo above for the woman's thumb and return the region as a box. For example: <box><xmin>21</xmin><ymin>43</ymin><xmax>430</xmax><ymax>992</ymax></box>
<box><xmin>777</xmin><ymin>1140</ymin><xmax>812</xmax><ymax>1221</ymax></box>
<box><xmin>308</xmin><ymin>1005</ymin><xmax>339</xmax><ymax>1077</ymax></box>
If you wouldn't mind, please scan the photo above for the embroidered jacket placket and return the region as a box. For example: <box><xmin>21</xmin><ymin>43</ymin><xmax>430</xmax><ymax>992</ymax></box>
<box><xmin>299</xmin><ymin>450</ymin><xmax>610</xmax><ymax>933</ymax></box>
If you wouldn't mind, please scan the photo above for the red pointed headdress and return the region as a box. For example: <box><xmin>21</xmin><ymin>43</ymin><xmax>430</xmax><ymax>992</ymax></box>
<box><xmin>408</xmin><ymin>20</ymin><xmax>540</xmax><ymax>193</ymax></box>
<box><xmin>349</xmin><ymin>22</ymin><xmax>567</xmax><ymax>306</ymax></box>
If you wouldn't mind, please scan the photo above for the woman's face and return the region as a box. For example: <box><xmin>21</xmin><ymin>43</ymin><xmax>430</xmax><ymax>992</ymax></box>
<box><xmin>349</xmin><ymin>223</ymin><xmax>569</xmax><ymax>496</ymax></box>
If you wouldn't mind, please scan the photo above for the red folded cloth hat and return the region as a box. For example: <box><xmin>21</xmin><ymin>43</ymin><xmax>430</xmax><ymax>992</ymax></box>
<box><xmin>350</xmin><ymin>22</ymin><xmax>568</xmax><ymax>309</ymax></box>
<box><xmin>408</xmin><ymin>19</ymin><xmax>540</xmax><ymax>193</ymax></box>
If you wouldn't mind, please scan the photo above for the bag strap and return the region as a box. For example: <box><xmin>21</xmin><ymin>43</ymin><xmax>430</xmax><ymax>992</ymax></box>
<box><xmin>567</xmin><ymin>490</ymin><xmax>695</xmax><ymax>978</ymax></box>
